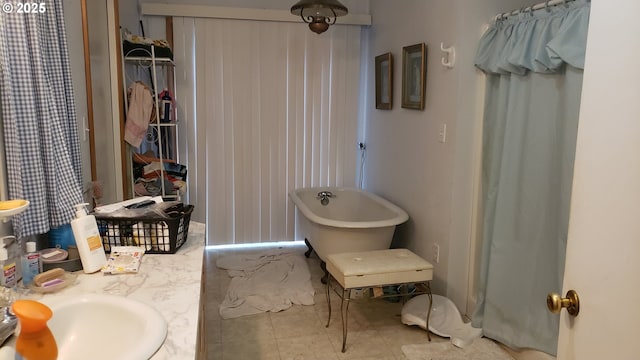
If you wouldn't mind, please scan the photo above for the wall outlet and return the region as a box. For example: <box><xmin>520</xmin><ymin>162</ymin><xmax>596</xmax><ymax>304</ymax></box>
<box><xmin>351</xmin><ymin>288</ymin><xmax>366</xmax><ymax>299</ymax></box>
<box><xmin>432</xmin><ymin>244</ymin><xmax>440</xmax><ymax>264</ymax></box>
<box><xmin>438</xmin><ymin>123</ymin><xmax>447</xmax><ymax>143</ymax></box>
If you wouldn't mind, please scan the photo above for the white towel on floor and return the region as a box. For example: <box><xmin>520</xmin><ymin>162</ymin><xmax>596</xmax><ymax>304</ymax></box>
<box><xmin>217</xmin><ymin>249</ymin><xmax>315</xmax><ymax>319</ymax></box>
<box><xmin>402</xmin><ymin>338</ymin><xmax>515</xmax><ymax>360</ymax></box>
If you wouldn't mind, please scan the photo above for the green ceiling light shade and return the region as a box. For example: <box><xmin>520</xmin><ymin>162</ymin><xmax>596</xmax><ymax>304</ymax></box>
<box><xmin>291</xmin><ymin>0</ymin><xmax>348</xmax><ymax>34</ymax></box>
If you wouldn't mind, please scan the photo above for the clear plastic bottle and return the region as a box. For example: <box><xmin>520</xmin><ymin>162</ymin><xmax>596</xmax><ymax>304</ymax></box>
<box><xmin>21</xmin><ymin>242</ymin><xmax>40</xmax><ymax>287</ymax></box>
<box><xmin>0</xmin><ymin>247</ymin><xmax>17</xmax><ymax>288</ymax></box>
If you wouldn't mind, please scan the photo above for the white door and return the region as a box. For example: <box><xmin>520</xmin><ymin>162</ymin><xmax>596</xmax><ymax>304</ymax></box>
<box><xmin>556</xmin><ymin>1</ymin><xmax>640</xmax><ymax>358</ymax></box>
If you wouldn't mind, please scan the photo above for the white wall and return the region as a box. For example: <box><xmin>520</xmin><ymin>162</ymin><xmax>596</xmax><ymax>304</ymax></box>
<box><xmin>64</xmin><ymin>0</ymin><xmax>93</xmax><ymax>205</ymax></box>
<box><xmin>363</xmin><ymin>0</ymin><xmax>530</xmax><ymax>312</ymax></box>
<box><xmin>86</xmin><ymin>0</ymin><xmax>125</xmax><ymax>204</ymax></box>
<box><xmin>139</xmin><ymin>0</ymin><xmax>369</xmax><ymax>13</ymax></box>
<box><xmin>364</xmin><ymin>0</ymin><xmax>455</xmax><ymax>297</ymax></box>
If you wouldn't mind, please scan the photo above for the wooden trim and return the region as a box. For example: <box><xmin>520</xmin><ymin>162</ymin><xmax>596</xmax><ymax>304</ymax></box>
<box><xmin>81</xmin><ymin>0</ymin><xmax>97</xmax><ymax>182</ymax></box>
<box><xmin>165</xmin><ymin>17</ymin><xmax>177</xmax><ymax>160</ymax></box>
<box><xmin>112</xmin><ymin>0</ymin><xmax>128</xmax><ymax>198</ymax></box>
<box><xmin>166</xmin><ymin>16</ymin><xmax>174</xmax><ymax>49</ymax></box>
<box><xmin>141</xmin><ymin>3</ymin><xmax>371</xmax><ymax>25</ymax></box>
<box><xmin>166</xmin><ymin>16</ymin><xmax>175</xmax><ymax>104</ymax></box>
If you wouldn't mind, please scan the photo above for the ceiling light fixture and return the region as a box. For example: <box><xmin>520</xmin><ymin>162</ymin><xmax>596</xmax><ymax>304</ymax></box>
<box><xmin>290</xmin><ymin>0</ymin><xmax>348</xmax><ymax>35</ymax></box>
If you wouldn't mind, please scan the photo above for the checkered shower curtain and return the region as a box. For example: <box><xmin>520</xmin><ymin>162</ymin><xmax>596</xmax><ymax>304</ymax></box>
<box><xmin>0</xmin><ymin>0</ymin><xmax>82</xmax><ymax>237</ymax></box>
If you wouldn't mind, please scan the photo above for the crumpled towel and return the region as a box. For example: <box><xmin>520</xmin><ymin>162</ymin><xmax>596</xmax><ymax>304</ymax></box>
<box><xmin>124</xmin><ymin>81</ymin><xmax>153</xmax><ymax>148</ymax></box>
<box><xmin>217</xmin><ymin>249</ymin><xmax>315</xmax><ymax>319</ymax></box>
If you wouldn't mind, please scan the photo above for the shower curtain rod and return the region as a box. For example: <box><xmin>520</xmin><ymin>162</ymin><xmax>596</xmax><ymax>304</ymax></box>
<box><xmin>493</xmin><ymin>0</ymin><xmax>576</xmax><ymax>21</ymax></box>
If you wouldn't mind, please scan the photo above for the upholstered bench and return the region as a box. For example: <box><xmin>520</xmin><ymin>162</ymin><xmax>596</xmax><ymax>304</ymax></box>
<box><xmin>325</xmin><ymin>248</ymin><xmax>434</xmax><ymax>352</ymax></box>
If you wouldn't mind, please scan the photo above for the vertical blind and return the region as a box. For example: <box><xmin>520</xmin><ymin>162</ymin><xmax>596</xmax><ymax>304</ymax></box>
<box><xmin>173</xmin><ymin>18</ymin><xmax>361</xmax><ymax>245</ymax></box>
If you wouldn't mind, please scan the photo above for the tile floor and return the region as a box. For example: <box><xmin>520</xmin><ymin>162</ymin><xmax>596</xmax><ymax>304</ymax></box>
<box><xmin>201</xmin><ymin>243</ymin><xmax>502</xmax><ymax>360</ymax></box>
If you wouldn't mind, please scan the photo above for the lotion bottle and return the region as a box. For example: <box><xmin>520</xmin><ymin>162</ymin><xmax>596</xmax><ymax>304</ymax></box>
<box><xmin>71</xmin><ymin>203</ymin><xmax>106</xmax><ymax>273</ymax></box>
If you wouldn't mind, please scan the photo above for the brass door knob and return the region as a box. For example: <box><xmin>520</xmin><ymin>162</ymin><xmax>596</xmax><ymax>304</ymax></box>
<box><xmin>547</xmin><ymin>290</ymin><xmax>580</xmax><ymax>317</ymax></box>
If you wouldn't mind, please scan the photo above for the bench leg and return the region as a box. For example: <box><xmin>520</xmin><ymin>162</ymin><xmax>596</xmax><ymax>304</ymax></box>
<box><xmin>340</xmin><ymin>288</ymin><xmax>351</xmax><ymax>352</ymax></box>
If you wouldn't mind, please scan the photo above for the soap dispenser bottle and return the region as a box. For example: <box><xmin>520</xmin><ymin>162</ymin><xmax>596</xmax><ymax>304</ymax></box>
<box><xmin>71</xmin><ymin>203</ymin><xmax>106</xmax><ymax>273</ymax></box>
<box><xmin>12</xmin><ymin>299</ymin><xmax>58</xmax><ymax>360</ymax></box>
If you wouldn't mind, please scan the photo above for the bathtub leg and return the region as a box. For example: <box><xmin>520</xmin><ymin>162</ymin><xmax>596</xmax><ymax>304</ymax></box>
<box><xmin>304</xmin><ymin>238</ymin><xmax>314</xmax><ymax>258</ymax></box>
<box><xmin>320</xmin><ymin>261</ymin><xmax>329</xmax><ymax>284</ymax></box>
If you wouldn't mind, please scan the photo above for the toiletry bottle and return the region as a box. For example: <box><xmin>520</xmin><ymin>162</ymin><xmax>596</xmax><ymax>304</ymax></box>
<box><xmin>0</xmin><ymin>247</ymin><xmax>17</xmax><ymax>288</ymax></box>
<box><xmin>20</xmin><ymin>242</ymin><xmax>40</xmax><ymax>287</ymax></box>
<box><xmin>12</xmin><ymin>299</ymin><xmax>58</xmax><ymax>360</ymax></box>
<box><xmin>71</xmin><ymin>203</ymin><xmax>107</xmax><ymax>273</ymax></box>
<box><xmin>161</xmin><ymin>88</ymin><xmax>172</xmax><ymax>123</ymax></box>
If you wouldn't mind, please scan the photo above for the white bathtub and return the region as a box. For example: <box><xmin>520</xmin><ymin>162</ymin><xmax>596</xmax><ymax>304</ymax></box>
<box><xmin>289</xmin><ymin>187</ymin><xmax>409</xmax><ymax>262</ymax></box>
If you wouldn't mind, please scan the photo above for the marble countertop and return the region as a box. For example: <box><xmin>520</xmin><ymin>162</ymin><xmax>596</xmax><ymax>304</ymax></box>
<box><xmin>24</xmin><ymin>221</ymin><xmax>206</xmax><ymax>360</ymax></box>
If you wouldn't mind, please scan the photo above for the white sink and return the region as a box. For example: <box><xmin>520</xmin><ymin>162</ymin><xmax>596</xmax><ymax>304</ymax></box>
<box><xmin>1</xmin><ymin>294</ymin><xmax>167</xmax><ymax>360</ymax></box>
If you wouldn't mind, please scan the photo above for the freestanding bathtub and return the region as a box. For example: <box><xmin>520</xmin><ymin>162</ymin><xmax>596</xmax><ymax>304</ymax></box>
<box><xmin>289</xmin><ymin>187</ymin><xmax>409</xmax><ymax>263</ymax></box>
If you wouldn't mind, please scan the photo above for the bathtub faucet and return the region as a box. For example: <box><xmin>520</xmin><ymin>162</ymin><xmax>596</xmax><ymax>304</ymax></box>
<box><xmin>316</xmin><ymin>191</ymin><xmax>335</xmax><ymax>206</ymax></box>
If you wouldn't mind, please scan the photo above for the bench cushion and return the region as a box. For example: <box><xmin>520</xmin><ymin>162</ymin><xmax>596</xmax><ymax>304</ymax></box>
<box><xmin>326</xmin><ymin>249</ymin><xmax>433</xmax><ymax>289</ymax></box>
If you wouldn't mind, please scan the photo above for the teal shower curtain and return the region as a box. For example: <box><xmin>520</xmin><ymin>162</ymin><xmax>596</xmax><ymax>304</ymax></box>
<box><xmin>472</xmin><ymin>1</ymin><xmax>590</xmax><ymax>355</ymax></box>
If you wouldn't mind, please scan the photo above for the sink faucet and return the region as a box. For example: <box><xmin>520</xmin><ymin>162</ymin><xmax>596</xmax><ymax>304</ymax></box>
<box><xmin>316</xmin><ymin>191</ymin><xmax>335</xmax><ymax>206</ymax></box>
<box><xmin>0</xmin><ymin>306</ymin><xmax>17</xmax><ymax>346</ymax></box>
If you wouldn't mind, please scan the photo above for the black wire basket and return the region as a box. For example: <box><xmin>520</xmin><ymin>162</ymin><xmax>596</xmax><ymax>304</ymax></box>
<box><xmin>95</xmin><ymin>205</ymin><xmax>193</xmax><ymax>254</ymax></box>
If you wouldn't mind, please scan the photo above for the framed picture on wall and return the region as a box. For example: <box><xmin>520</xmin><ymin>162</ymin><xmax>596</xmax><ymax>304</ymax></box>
<box><xmin>375</xmin><ymin>52</ymin><xmax>393</xmax><ymax>110</ymax></box>
<box><xmin>401</xmin><ymin>43</ymin><xmax>427</xmax><ymax>110</ymax></box>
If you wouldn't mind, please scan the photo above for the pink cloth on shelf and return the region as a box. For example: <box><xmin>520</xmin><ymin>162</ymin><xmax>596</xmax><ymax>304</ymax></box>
<box><xmin>124</xmin><ymin>81</ymin><xmax>153</xmax><ymax>148</ymax></box>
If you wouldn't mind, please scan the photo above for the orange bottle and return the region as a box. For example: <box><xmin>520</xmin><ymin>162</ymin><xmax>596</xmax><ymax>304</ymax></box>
<box><xmin>12</xmin><ymin>299</ymin><xmax>58</xmax><ymax>360</ymax></box>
